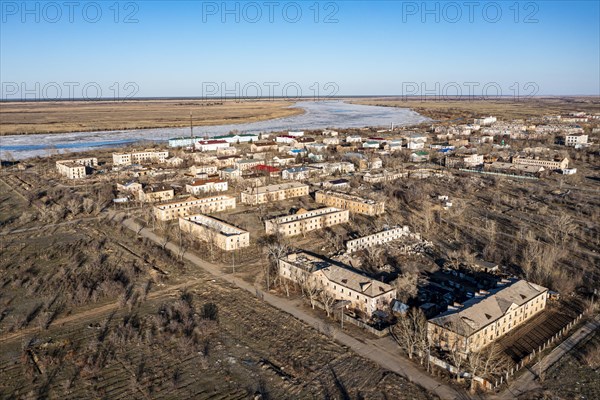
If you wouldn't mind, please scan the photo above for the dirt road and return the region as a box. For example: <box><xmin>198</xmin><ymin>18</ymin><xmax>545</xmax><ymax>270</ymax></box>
<box><xmin>120</xmin><ymin>216</ymin><xmax>467</xmax><ymax>400</ymax></box>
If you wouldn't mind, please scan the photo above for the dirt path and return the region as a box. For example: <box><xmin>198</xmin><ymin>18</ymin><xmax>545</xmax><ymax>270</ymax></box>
<box><xmin>120</xmin><ymin>216</ymin><xmax>466</xmax><ymax>400</ymax></box>
<box><xmin>0</xmin><ymin>279</ymin><xmax>200</xmax><ymax>345</ymax></box>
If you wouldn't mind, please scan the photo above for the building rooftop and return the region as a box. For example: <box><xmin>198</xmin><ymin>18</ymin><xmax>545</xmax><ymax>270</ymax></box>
<box><xmin>429</xmin><ymin>279</ymin><xmax>547</xmax><ymax>336</ymax></box>
<box><xmin>283</xmin><ymin>252</ymin><xmax>394</xmax><ymax>298</ymax></box>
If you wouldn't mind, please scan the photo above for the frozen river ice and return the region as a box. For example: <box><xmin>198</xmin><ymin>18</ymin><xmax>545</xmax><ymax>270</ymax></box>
<box><xmin>0</xmin><ymin>100</ymin><xmax>429</xmax><ymax>160</ymax></box>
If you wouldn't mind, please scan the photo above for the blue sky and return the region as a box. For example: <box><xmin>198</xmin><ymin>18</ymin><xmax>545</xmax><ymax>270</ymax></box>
<box><xmin>1</xmin><ymin>1</ymin><xmax>599</xmax><ymax>98</ymax></box>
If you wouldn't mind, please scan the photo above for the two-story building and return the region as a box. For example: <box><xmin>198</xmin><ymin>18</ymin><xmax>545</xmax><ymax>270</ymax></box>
<box><xmin>278</xmin><ymin>251</ymin><xmax>396</xmax><ymax>316</ymax></box>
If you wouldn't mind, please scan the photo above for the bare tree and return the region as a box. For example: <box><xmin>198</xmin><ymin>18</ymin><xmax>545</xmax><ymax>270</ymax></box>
<box><xmin>303</xmin><ymin>280</ymin><xmax>321</xmax><ymax>309</ymax></box>
<box><xmin>320</xmin><ymin>288</ymin><xmax>336</xmax><ymax>317</ymax></box>
<box><xmin>392</xmin><ymin>308</ymin><xmax>428</xmax><ymax>362</ymax></box>
<box><xmin>465</xmin><ymin>344</ymin><xmax>506</xmax><ymax>392</ymax></box>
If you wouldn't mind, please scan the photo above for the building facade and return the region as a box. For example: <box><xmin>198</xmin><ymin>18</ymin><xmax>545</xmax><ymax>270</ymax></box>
<box><xmin>240</xmin><ymin>182</ymin><xmax>309</xmax><ymax>205</ymax></box>
<box><xmin>56</xmin><ymin>157</ymin><xmax>97</xmax><ymax>179</ymax></box>
<box><xmin>265</xmin><ymin>207</ymin><xmax>349</xmax><ymax>237</ymax></box>
<box><xmin>512</xmin><ymin>156</ymin><xmax>569</xmax><ymax>170</ymax></box>
<box><xmin>154</xmin><ymin>195</ymin><xmax>236</xmax><ymax>221</ymax></box>
<box><xmin>185</xmin><ymin>178</ymin><xmax>228</xmax><ymax>195</ymax></box>
<box><xmin>278</xmin><ymin>251</ymin><xmax>396</xmax><ymax>316</ymax></box>
<box><xmin>315</xmin><ymin>190</ymin><xmax>385</xmax><ymax>216</ymax></box>
<box><xmin>113</xmin><ymin>150</ymin><xmax>169</xmax><ymax>166</ymax></box>
<box><xmin>427</xmin><ymin>279</ymin><xmax>548</xmax><ymax>353</ymax></box>
<box><xmin>138</xmin><ymin>186</ymin><xmax>174</xmax><ymax>203</ymax></box>
<box><xmin>179</xmin><ymin>214</ymin><xmax>249</xmax><ymax>251</ymax></box>
<box><xmin>346</xmin><ymin>226</ymin><xmax>418</xmax><ymax>253</ymax></box>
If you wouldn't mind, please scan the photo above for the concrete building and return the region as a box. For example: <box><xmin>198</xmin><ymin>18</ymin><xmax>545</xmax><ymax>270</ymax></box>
<box><xmin>276</xmin><ymin>135</ymin><xmax>297</xmax><ymax>144</ymax></box>
<box><xmin>406</xmin><ymin>133</ymin><xmax>428</xmax><ymax>150</ymax></box>
<box><xmin>168</xmin><ymin>137</ymin><xmax>202</xmax><ymax>148</ymax></box>
<box><xmin>117</xmin><ymin>181</ymin><xmax>142</xmax><ymax>194</ymax></box>
<box><xmin>474</xmin><ymin>116</ymin><xmax>497</xmax><ymax>126</ymax></box>
<box><xmin>565</xmin><ymin>134</ymin><xmax>588</xmax><ymax>148</ymax></box>
<box><xmin>138</xmin><ymin>186</ymin><xmax>174</xmax><ymax>203</ymax></box>
<box><xmin>427</xmin><ymin>279</ymin><xmax>548</xmax><ymax>353</ymax></box>
<box><xmin>265</xmin><ymin>207</ymin><xmax>349</xmax><ymax>237</ymax></box>
<box><xmin>56</xmin><ymin>157</ymin><xmax>97</xmax><ymax>179</ymax></box>
<box><xmin>113</xmin><ymin>150</ymin><xmax>169</xmax><ymax>166</ymax></box>
<box><xmin>240</xmin><ymin>182</ymin><xmax>309</xmax><ymax>205</ymax></box>
<box><xmin>315</xmin><ymin>190</ymin><xmax>385</xmax><ymax>216</ymax></box>
<box><xmin>321</xmin><ymin>178</ymin><xmax>351</xmax><ymax>190</ymax></box>
<box><xmin>154</xmin><ymin>195</ymin><xmax>236</xmax><ymax>221</ymax></box>
<box><xmin>485</xmin><ymin>162</ymin><xmax>545</xmax><ymax>177</ymax></box>
<box><xmin>278</xmin><ymin>251</ymin><xmax>396</xmax><ymax>316</ymax></box>
<box><xmin>213</xmin><ymin>133</ymin><xmax>259</xmax><ymax>143</ymax></box>
<box><xmin>195</xmin><ymin>140</ymin><xmax>230</xmax><ymax>152</ymax></box>
<box><xmin>185</xmin><ymin>178</ymin><xmax>228</xmax><ymax>195</ymax></box>
<box><xmin>346</xmin><ymin>135</ymin><xmax>363</xmax><ymax>143</ymax></box>
<box><xmin>235</xmin><ymin>159</ymin><xmax>262</xmax><ymax>171</ymax></box>
<box><xmin>179</xmin><ymin>214</ymin><xmax>249</xmax><ymax>251</ymax></box>
<box><xmin>219</xmin><ymin>167</ymin><xmax>242</xmax><ymax>180</ymax></box>
<box><xmin>282</xmin><ymin>166</ymin><xmax>310</xmax><ymax>180</ymax></box>
<box><xmin>190</xmin><ymin>165</ymin><xmax>218</xmax><ymax>176</ymax></box>
<box><xmin>363</xmin><ymin>170</ymin><xmax>407</xmax><ymax>183</ymax></box>
<box><xmin>512</xmin><ymin>156</ymin><xmax>569</xmax><ymax>170</ymax></box>
<box><xmin>251</xmin><ymin>142</ymin><xmax>278</xmax><ymax>153</ymax></box>
<box><xmin>346</xmin><ymin>226</ymin><xmax>418</xmax><ymax>253</ymax></box>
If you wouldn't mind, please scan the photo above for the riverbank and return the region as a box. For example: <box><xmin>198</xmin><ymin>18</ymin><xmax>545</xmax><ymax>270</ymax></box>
<box><xmin>0</xmin><ymin>99</ymin><xmax>304</xmax><ymax>136</ymax></box>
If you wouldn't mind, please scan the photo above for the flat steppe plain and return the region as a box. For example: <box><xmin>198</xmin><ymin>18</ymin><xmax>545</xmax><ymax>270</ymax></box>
<box><xmin>348</xmin><ymin>96</ymin><xmax>600</xmax><ymax>120</ymax></box>
<box><xmin>0</xmin><ymin>99</ymin><xmax>303</xmax><ymax>135</ymax></box>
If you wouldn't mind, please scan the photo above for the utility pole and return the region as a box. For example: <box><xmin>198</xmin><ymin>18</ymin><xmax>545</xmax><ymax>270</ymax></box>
<box><xmin>190</xmin><ymin>111</ymin><xmax>195</xmax><ymax>153</ymax></box>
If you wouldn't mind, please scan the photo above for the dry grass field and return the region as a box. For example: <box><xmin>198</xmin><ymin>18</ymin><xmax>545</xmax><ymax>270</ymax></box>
<box><xmin>0</xmin><ymin>99</ymin><xmax>303</xmax><ymax>135</ymax></box>
<box><xmin>349</xmin><ymin>97</ymin><xmax>600</xmax><ymax>121</ymax></box>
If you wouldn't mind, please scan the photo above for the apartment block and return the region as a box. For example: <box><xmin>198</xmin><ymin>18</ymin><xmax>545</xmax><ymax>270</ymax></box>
<box><xmin>278</xmin><ymin>251</ymin><xmax>396</xmax><ymax>316</ymax></box>
<box><xmin>56</xmin><ymin>157</ymin><xmax>97</xmax><ymax>179</ymax></box>
<box><xmin>113</xmin><ymin>150</ymin><xmax>169</xmax><ymax>166</ymax></box>
<box><xmin>153</xmin><ymin>195</ymin><xmax>236</xmax><ymax>221</ymax></box>
<box><xmin>427</xmin><ymin>279</ymin><xmax>548</xmax><ymax>353</ymax></box>
<box><xmin>315</xmin><ymin>190</ymin><xmax>385</xmax><ymax>216</ymax></box>
<box><xmin>363</xmin><ymin>170</ymin><xmax>407</xmax><ymax>183</ymax></box>
<box><xmin>240</xmin><ymin>182</ymin><xmax>309</xmax><ymax>205</ymax></box>
<box><xmin>565</xmin><ymin>134</ymin><xmax>588</xmax><ymax>147</ymax></box>
<box><xmin>346</xmin><ymin>226</ymin><xmax>419</xmax><ymax>253</ymax></box>
<box><xmin>265</xmin><ymin>207</ymin><xmax>349</xmax><ymax>237</ymax></box>
<box><xmin>185</xmin><ymin>178</ymin><xmax>228</xmax><ymax>195</ymax></box>
<box><xmin>138</xmin><ymin>186</ymin><xmax>174</xmax><ymax>203</ymax></box>
<box><xmin>179</xmin><ymin>214</ymin><xmax>249</xmax><ymax>251</ymax></box>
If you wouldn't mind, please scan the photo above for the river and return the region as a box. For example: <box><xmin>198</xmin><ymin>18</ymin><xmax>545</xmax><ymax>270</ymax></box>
<box><xmin>0</xmin><ymin>100</ymin><xmax>429</xmax><ymax>160</ymax></box>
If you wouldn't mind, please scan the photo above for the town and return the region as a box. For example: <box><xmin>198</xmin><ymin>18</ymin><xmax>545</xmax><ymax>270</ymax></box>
<box><xmin>1</xmin><ymin>105</ymin><xmax>598</xmax><ymax>399</ymax></box>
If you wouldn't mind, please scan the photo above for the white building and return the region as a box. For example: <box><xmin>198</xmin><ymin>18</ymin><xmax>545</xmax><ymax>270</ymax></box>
<box><xmin>265</xmin><ymin>207</ymin><xmax>349</xmax><ymax>237</ymax></box>
<box><xmin>190</xmin><ymin>165</ymin><xmax>218</xmax><ymax>176</ymax></box>
<box><xmin>113</xmin><ymin>150</ymin><xmax>169</xmax><ymax>166</ymax></box>
<box><xmin>56</xmin><ymin>157</ymin><xmax>97</xmax><ymax>179</ymax></box>
<box><xmin>179</xmin><ymin>214</ymin><xmax>249</xmax><ymax>251</ymax></box>
<box><xmin>346</xmin><ymin>135</ymin><xmax>363</xmax><ymax>143</ymax></box>
<box><xmin>463</xmin><ymin>154</ymin><xmax>484</xmax><ymax>167</ymax></box>
<box><xmin>185</xmin><ymin>178</ymin><xmax>228</xmax><ymax>195</ymax></box>
<box><xmin>282</xmin><ymin>166</ymin><xmax>310</xmax><ymax>180</ymax></box>
<box><xmin>345</xmin><ymin>226</ymin><xmax>418</xmax><ymax>253</ymax></box>
<box><xmin>154</xmin><ymin>195</ymin><xmax>236</xmax><ymax>221</ymax></box>
<box><xmin>474</xmin><ymin>116</ymin><xmax>497</xmax><ymax>126</ymax></box>
<box><xmin>195</xmin><ymin>140</ymin><xmax>230</xmax><ymax>152</ymax></box>
<box><xmin>565</xmin><ymin>134</ymin><xmax>588</xmax><ymax>148</ymax></box>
